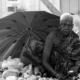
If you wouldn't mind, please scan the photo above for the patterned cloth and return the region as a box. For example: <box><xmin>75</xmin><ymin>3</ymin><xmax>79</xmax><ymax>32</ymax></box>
<box><xmin>50</xmin><ymin>30</ymin><xmax>80</xmax><ymax>75</ymax></box>
<box><xmin>25</xmin><ymin>36</ymin><xmax>43</xmax><ymax>60</ymax></box>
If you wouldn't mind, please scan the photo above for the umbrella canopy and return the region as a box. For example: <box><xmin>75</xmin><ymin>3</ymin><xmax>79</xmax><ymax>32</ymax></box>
<box><xmin>0</xmin><ymin>11</ymin><xmax>60</xmax><ymax>61</ymax></box>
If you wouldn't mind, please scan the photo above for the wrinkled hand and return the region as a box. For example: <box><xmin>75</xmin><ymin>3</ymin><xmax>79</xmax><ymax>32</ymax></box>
<box><xmin>72</xmin><ymin>66</ymin><xmax>79</xmax><ymax>73</ymax></box>
<box><xmin>56</xmin><ymin>73</ymin><xmax>65</xmax><ymax>80</ymax></box>
<box><xmin>68</xmin><ymin>66</ymin><xmax>79</xmax><ymax>76</ymax></box>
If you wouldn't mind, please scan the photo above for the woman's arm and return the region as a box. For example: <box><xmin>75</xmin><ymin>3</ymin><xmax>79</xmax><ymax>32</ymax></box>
<box><xmin>42</xmin><ymin>32</ymin><xmax>57</xmax><ymax>77</ymax></box>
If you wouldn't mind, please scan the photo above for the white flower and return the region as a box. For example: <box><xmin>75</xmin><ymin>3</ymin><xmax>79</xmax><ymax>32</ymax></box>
<box><xmin>2</xmin><ymin>60</ymin><xmax>8</xmax><ymax>68</ymax></box>
<box><xmin>27</xmin><ymin>75</ymin><xmax>37</xmax><ymax>80</ymax></box>
<box><xmin>6</xmin><ymin>76</ymin><xmax>18</xmax><ymax>80</ymax></box>
<box><xmin>23</xmin><ymin>73</ymin><xmax>30</xmax><ymax>79</ymax></box>
<box><xmin>78</xmin><ymin>73</ymin><xmax>80</xmax><ymax>78</ymax></box>
<box><xmin>18</xmin><ymin>77</ymin><xmax>24</xmax><ymax>80</ymax></box>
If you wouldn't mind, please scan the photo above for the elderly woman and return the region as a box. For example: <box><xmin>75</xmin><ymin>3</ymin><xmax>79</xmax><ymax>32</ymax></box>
<box><xmin>42</xmin><ymin>13</ymin><xmax>80</xmax><ymax>79</ymax></box>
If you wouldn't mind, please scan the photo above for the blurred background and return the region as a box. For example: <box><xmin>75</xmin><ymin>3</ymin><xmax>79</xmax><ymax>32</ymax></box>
<box><xmin>0</xmin><ymin>0</ymin><xmax>80</xmax><ymax>18</ymax></box>
<box><xmin>0</xmin><ymin>0</ymin><xmax>80</xmax><ymax>35</ymax></box>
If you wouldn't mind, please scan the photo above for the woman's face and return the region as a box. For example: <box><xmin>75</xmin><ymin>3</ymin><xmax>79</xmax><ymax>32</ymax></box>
<box><xmin>60</xmin><ymin>13</ymin><xmax>73</xmax><ymax>35</ymax></box>
<box><xmin>60</xmin><ymin>22</ymin><xmax>73</xmax><ymax>34</ymax></box>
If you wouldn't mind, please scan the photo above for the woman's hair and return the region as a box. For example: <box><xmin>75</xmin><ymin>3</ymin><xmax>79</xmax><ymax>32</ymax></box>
<box><xmin>60</xmin><ymin>13</ymin><xmax>73</xmax><ymax>24</ymax></box>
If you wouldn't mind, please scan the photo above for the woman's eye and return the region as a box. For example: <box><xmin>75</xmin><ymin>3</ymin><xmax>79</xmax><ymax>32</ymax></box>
<box><xmin>61</xmin><ymin>24</ymin><xmax>66</xmax><ymax>26</ymax></box>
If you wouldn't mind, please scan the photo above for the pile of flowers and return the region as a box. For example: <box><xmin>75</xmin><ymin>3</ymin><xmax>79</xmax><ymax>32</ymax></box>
<box><xmin>1</xmin><ymin>56</ymin><xmax>80</xmax><ymax>80</ymax></box>
<box><xmin>0</xmin><ymin>56</ymin><xmax>58</xmax><ymax>80</ymax></box>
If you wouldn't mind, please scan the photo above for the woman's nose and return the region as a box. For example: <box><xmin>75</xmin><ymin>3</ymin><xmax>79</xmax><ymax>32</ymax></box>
<box><xmin>65</xmin><ymin>25</ymin><xmax>69</xmax><ymax>29</ymax></box>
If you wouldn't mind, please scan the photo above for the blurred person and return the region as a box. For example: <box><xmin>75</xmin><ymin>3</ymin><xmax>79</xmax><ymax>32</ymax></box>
<box><xmin>42</xmin><ymin>13</ymin><xmax>80</xmax><ymax>79</ymax></box>
<box><xmin>72</xmin><ymin>14</ymin><xmax>80</xmax><ymax>37</ymax></box>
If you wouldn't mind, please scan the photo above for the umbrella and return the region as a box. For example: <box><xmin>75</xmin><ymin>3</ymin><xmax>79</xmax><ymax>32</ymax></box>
<box><xmin>0</xmin><ymin>11</ymin><xmax>60</xmax><ymax>62</ymax></box>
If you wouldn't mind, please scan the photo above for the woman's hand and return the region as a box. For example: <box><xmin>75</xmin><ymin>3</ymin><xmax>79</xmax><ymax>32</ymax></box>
<box><xmin>69</xmin><ymin>66</ymin><xmax>79</xmax><ymax>76</ymax></box>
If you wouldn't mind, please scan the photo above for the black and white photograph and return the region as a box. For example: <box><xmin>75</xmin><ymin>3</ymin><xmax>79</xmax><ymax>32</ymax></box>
<box><xmin>0</xmin><ymin>0</ymin><xmax>80</xmax><ymax>80</ymax></box>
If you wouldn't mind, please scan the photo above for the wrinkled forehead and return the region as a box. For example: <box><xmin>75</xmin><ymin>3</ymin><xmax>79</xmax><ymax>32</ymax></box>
<box><xmin>61</xmin><ymin>22</ymin><xmax>73</xmax><ymax>25</ymax></box>
<box><xmin>60</xmin><ymin>17</ymin><xmax>73</xmax><ymax>24</ymax></box>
